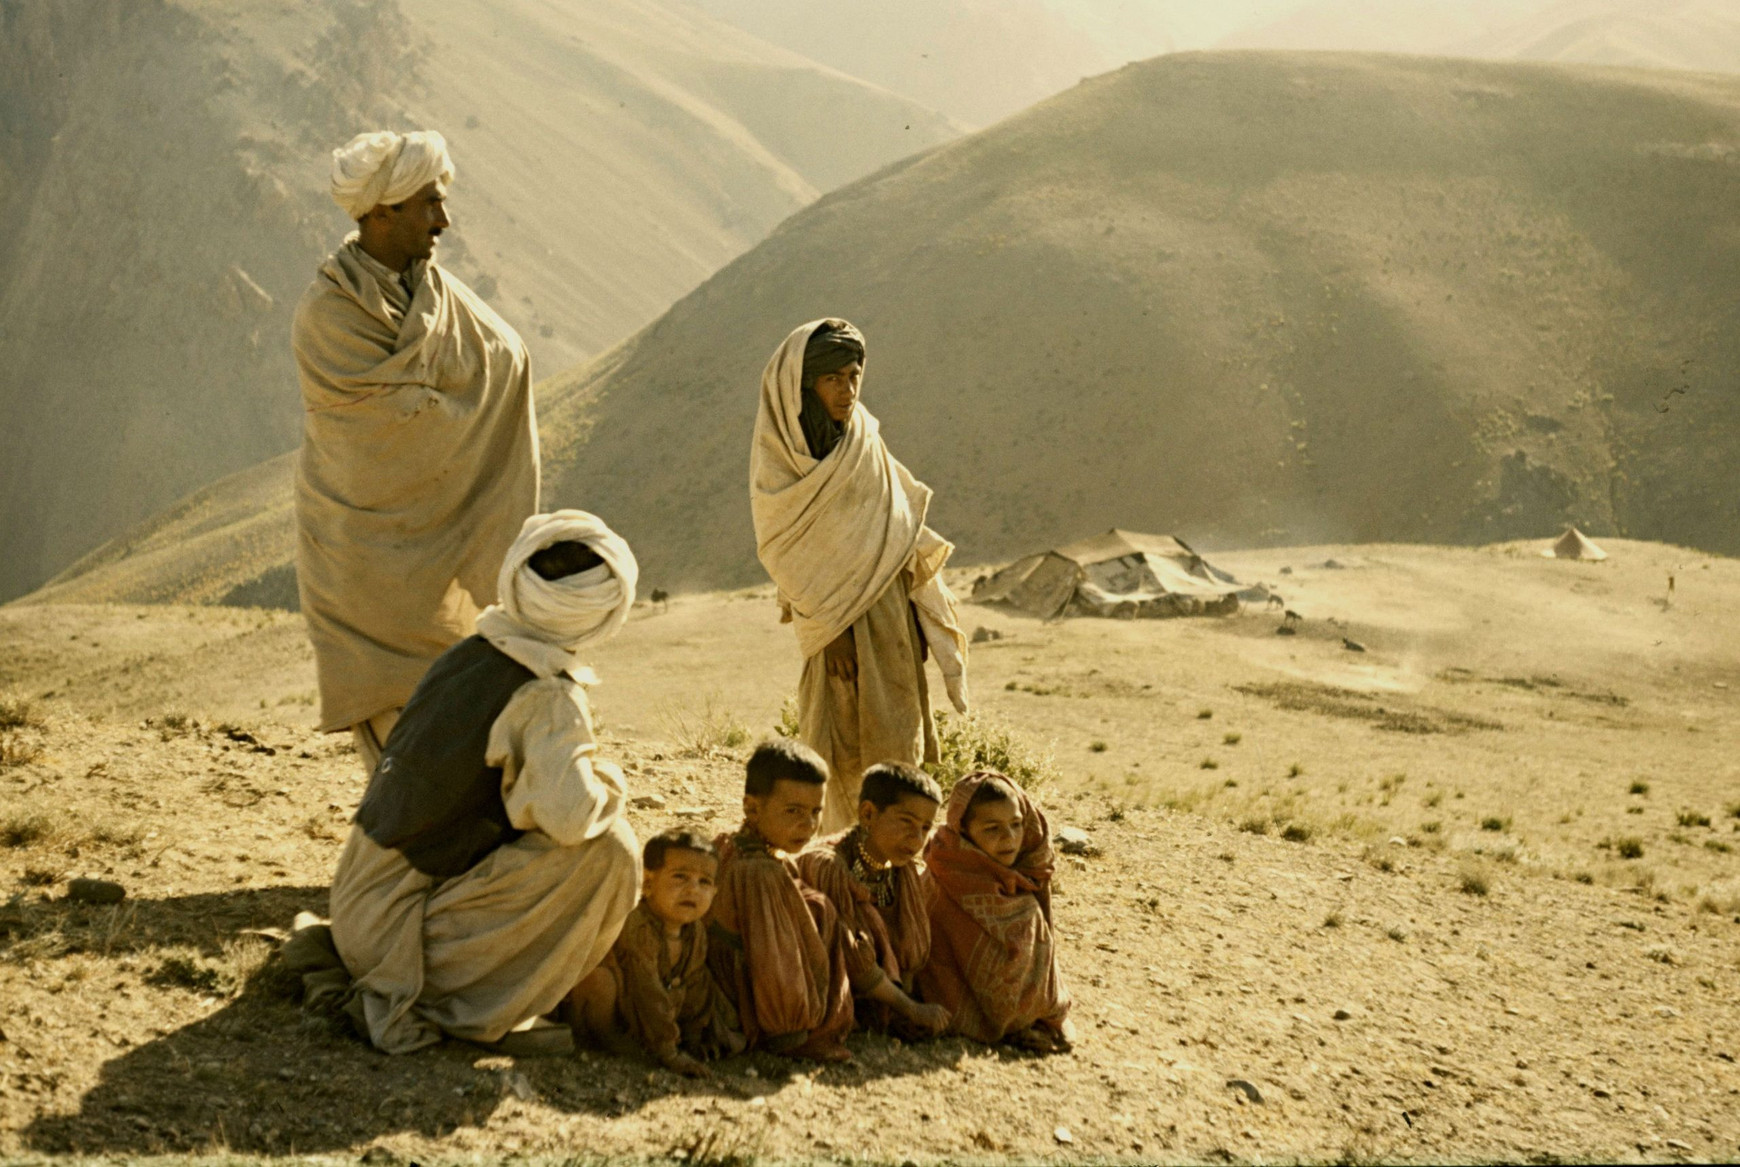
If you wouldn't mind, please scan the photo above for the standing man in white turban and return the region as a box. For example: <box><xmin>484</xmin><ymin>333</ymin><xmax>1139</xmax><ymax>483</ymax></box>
<box><xmin>751</xmin><ymin>319</ymin><xmax>971</xmax><ymax>832</ymax></box>
<box><xmin>293</xmin><ymin>130</ymin><xmax>539</xmax><ymax>768</ymax></box>
<box><xmin>329</xmin><ymin>510</ymin><xmax>642</xmax><ymax>1055</ymax></box>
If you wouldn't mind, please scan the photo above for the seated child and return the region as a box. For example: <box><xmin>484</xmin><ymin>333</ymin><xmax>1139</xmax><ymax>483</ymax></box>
<box><xmin>706</xmin><ymin>738</ymin><xmax>855</xmax><ymax>1062</ymax></box>
<box><xmin>797</xmin><ymin>762</ymin><xmax>951</xmax><ymax>1036</ymax></box>
<box><xmin>567</xmin><ymin>829</ymin><xmax>744</xmax><ymax>1077</ymax></box>
<box><xmin>918</xmin><ymin>770</ymin><xmax>1074</xmax><ymax>1054</ymax></box>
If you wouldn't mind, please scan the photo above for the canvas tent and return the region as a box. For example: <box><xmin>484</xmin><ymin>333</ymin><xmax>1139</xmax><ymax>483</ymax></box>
<box><xmin>972</xmin><ymin>529</ymin><xmax>1259</xmax><ymax>620</ymax></box>
<box><xmin>1542</xmin><ymin>526</ymin><xmax>1607</xmax><ymax>561</ymax></box>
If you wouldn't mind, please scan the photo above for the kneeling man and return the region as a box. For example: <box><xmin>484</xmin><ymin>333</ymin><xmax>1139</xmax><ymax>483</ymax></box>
<box><xmin>330</xmin><ymin>511</ymin><xmax>641</xmax><ymax>1054</ymax></box>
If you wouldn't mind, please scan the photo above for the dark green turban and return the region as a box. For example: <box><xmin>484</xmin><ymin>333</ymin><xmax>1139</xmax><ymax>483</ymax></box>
<box><xmin>799</xmin><ymin>319</ymin><xmax>865</xmax><ymax>459</ymax></box>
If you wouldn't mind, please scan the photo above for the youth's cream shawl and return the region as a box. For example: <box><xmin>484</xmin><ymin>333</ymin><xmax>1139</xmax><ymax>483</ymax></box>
<box><xmin>749</xmin><ymin>320</ymin><xmax>968</xmax><ymax>713</ymax></box>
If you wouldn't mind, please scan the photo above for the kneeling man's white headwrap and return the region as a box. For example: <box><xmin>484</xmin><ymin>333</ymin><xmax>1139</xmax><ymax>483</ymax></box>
<box><xmin>476</xmin><ymin>511</ymin><xmax>639</xmax><ymax>680</ymax></box>
<box><xmin>330</xmin><ymin>130</ymin><xmax>455</xmax><ymax>220</ymax></box>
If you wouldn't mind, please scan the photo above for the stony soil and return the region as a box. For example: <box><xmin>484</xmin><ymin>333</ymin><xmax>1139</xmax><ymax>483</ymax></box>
<box><xmin>2</xmin><ymin>539</ymin><xmax>1737</xmax><ymax>1164</ymax></box>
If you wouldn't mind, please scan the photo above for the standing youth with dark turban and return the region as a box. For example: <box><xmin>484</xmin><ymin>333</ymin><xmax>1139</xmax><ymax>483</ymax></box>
<box><xmin>750</xmin><ymin>319</ymin><xmax>970</xmax><ymax>830</ymax></box>
<box><xmin>294</xmin><ymin>130</ymin><xmax>540</xmax><ymax>770</ymax></box>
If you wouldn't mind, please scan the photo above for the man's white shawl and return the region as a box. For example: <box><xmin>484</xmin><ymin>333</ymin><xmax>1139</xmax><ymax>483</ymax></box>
<box><xmin>750</xmin><ymin>320</ymin><xmax>968</xmax><ymax>713</ymax></box>
<box><xmin>293</xmin><ymin>240</ymin><xmax>539</xmax><ymax>733</ymax></box>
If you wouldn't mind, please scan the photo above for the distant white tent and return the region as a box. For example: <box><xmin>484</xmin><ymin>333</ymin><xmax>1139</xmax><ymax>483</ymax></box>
<box><xmin>1542</xmin><ymin>526</ymin><xmax>1607</xmax><ymax>561</ymax></box>
<box><xmin>971</xmin><ymin>529</ymin><xmax>1261</xmax><ymax>620</ymax></box>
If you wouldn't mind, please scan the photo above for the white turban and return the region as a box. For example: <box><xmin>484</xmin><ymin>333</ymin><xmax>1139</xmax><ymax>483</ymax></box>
<box><xmin>475</xmin><ymin>510</ymin><xmax>639</xmax><ymax>680</ymax></box>
<box><xmin>329</xmin><ymin>130</ymin><xmax>455</xmax><ymax>220</ymax></box>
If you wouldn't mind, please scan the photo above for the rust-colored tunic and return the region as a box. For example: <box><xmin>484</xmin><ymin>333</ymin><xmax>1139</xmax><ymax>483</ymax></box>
<box><xmin>600</xmin><ymin>903</ymin><xmax>739</xmax><ymax>1063</ymax></box>
<box><xmin>797</xmin><ymin>827</ymin><xmax>935</xmax><ymax>998</ymax></box>
<box><xmin>705</xmin><ymin>827</ymin><xmax>853</xmax><ymax>1052</ymax></box>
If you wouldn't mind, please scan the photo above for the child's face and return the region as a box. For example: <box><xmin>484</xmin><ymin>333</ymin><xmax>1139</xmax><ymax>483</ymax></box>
<box><xmin>963</xmin><ymin>795</ymin><xmax>1024</xmax><ymax>868</ymax></box>
<box><xmin>642</xmin><ymin>848</ymin><xmax>718</xmax><ymax>928</ymax></box>
<box><xmin>744</xmin><ymin>778</ymin><xmax>825</xmax><ymax>854</ymax></box>
<box><xmin>859</xmin><ymin>792</ymin><xmax>940</xmax><ymax>867</ymax></box>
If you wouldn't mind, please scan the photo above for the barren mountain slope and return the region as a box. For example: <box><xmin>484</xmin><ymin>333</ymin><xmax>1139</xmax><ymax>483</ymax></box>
<box><xmin>0</xmin><ymin>0</ymin><xmax>956</xmax><ymax>603</ymax></box>
<box><xmin>1224</xmin><ymin>0</ymin><xmax>1740</xmax><ymax>73</ymax></box>
<box><xmin>535</xmin><ymin>51</ymin><xmax>1740</xmax><ymax>592</ymax></box>
<box><xmin>686</xmin><ymin>0</ymin><xmax>1111</xmax><ymax>127</ymax></box>
<box><xmin>1218</xmin><ymin>0</ymin><xmax>1560</xmax><ymax>55</ymax></box>
<box><xmin>31</xmin><ymin>51</ymin><xmax>1740</xmax><ymax>608</ymax></box>
<box><xmin>1455</xmin><ymin>0</ymin><xmax>1740</xmax><ymax>74</ymax></box>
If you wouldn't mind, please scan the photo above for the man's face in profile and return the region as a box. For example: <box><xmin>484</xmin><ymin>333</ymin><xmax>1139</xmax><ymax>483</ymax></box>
<box><xmin>377</xmin><ymin>181</ymin><xmax>450</xmax><ymax>261</ymax></box>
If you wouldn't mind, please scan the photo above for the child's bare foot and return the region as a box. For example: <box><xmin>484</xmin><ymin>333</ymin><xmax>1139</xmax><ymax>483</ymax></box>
<box><xmin>904</xmin><ymin>1001</ymin><xmax>951</xmax><ymax>1036</ymax></box>
<box><xmin>763</xmin><ymin>1029</ymin><xmax>810</xmax><ymax>1055</ymax></box>
<box><xmin>662</xmin><ymin>1052</ymin><xmax>711</xmax><ymax>1078</ymax></box>
<box><xmin>800</xmin><ymin>1041</ymin><xmax>854</xmax><ymax>1064</ymax></box>
<box><xmin>1006</xmin><ymin>1025</ymin><xmax>1061</xmax><ymax>1055</ymax></box>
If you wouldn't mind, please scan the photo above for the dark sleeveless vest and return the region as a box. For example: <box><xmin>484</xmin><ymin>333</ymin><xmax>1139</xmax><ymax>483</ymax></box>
<box><xmin>354</xmin><ymin>635</ymin><xmax>537</xmax><ymax>878</ymax></box>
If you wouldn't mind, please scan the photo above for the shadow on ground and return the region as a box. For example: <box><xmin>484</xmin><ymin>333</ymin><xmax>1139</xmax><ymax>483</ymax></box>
<box><xmin>15</xmin><ymin>886</ymin><xmax>970</xmax><ymax>1156</ymax></box>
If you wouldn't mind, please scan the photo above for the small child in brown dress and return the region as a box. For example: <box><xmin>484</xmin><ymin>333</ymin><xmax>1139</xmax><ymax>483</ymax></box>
<box><xmin>567</xmin><ymin>829</ymin><xmax>743</xmax><ymax>1076</ymax></box>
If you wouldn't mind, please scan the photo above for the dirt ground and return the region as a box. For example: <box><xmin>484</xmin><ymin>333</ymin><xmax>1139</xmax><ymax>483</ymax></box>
<box><xmin>1</xmin><ymin>539</ymin><xmax>1737</xmax><ymax>1164</ymax></box>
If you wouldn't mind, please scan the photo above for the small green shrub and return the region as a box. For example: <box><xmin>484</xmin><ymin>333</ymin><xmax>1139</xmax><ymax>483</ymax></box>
<box><xmin>0</xmin><ymin>694</ymin><xmax>44</xmax><ymax>732</ymax></box>
<box><xmin>668</xmin><ymin>699</ymin><xmax>750</xmax><ymax>758</ymax></box>
<box><xmin>1480</xmin><ymin>816</ymin><xmax>1510</xmax><ymax>833</ymax></box>
<box><xmin>1089</xmin><ymin>740</ymin><xmax>1107</xmax><ymax>753</ymax></box>
<box><xmin>1280</xmin><ymin>822</ymin><xmax>1313</xmax><ymax>843</ymax></box>
<box><xmin>1420</xmin><ymin>820</ymin><xmax>1442</xmax><ymax>834</ymax></box>
<box><xmin>1629</xmin><ymin>780</ymin><xmax>1650</xmax><ymax>796</ymax></box>
<box><xmin>1615</xmin><ymin>837</ymin><xmax>1645</xmax><ymax>860</ymax></box>
<box><xmin>1239</xmin><ymin>816</ymin><xmax>1269</xmax><ymax>835</ymax></box>
<box><xmin>932</xmin><ymin>711</ymin><xmax>1056</xmax><ymax>792</ymax></box>
<box><xmin>1677</xmin><ymin>810</ymin><xmax>1712</xmax><ymax>828</ymax></box>
<box><xmin>1196</xmin><ymin>709</ymin><xmax>1213</xmax><ymax>720</ymax></box>
<box><xmin>1200</xmin><ymin>758</ymin><xmax>1219</xmax><ymax>771</ymax></box>
<box><xmin>1287</xmin><ymin>762</ymin><xmax>1304</xmax><ymax>778</ymax></box>
<box><xmin>1223</xmin><ymin>732</ymin><xmax>1242</xmax><ymax>746</ymax></box>
<box><xmin>774</xmin><ymin>694</ymin><xmax>800</xmax><ymax>739</ymax></box>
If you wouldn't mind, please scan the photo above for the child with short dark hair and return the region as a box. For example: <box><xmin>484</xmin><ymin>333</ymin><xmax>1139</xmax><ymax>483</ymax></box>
<box><xmin>705</xmin><ymin>738</ymin><xmax>854</xmax><ymax>1061</ymax></box>
<box><xmin>919</xmin><ymin>771</ymin><xmax>1073</xmax><ymax>1054</ymax></box>
<box><xmin>567</xmin><ymin>829</ymin><xmax>742</xmax><ymax>1076</ymax></box>
<box><xmin>798</xmin><ymin>762</ymin><xmax>950</xmax><ymax>1035</ymax></box>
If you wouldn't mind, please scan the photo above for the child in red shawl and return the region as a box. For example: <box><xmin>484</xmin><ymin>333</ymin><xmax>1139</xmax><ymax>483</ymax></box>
<box><xmin>918</xmin><ymin>771</ymin><xmax>1073</xmax><ymax>1053</ymax></box>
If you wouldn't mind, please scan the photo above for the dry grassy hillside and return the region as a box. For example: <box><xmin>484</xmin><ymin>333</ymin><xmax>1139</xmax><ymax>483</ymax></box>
<box><xmin>0</xmin><ymin>0</ymin><xmax>956</xmax><ymax>604</ymax></box>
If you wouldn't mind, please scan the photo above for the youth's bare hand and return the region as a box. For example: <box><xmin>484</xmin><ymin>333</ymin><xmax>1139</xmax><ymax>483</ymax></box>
<box><xmin>905</xmin><ymin>1001</ymin><xmax>951</xmax><ymax>1036</ymax></box>
<box><xmin>823</xmin><ymin>628</ymin><xmax>857</xmax><ymax>682</ymax></box>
